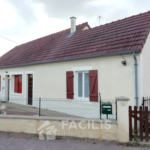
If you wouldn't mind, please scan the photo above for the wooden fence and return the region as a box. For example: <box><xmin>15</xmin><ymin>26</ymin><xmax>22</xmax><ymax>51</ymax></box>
<box><xmin>129</xmin><ymin>106</ymin><xmax>150</xmax><ymax>141</ymax></box>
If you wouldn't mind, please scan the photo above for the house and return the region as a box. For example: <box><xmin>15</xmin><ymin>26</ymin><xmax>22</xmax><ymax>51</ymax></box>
<box><xmin>0</xmin><ymin>11</ymin><xmax>150</xmax><ymax>111</ymax></box>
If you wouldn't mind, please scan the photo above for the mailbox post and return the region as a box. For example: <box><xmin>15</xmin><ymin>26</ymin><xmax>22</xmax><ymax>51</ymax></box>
<box><xmin>102</xmin><ymin>102</ymin><xmax>112</xmax><ymax>119</ymax></box>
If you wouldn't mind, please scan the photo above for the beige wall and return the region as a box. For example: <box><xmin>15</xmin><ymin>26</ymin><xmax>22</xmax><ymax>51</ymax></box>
<box><xmin>0</xmin><ymin>116</ymin><xmax>117</xmax><ymax>140</ymax></box>
<box><xmin>0</xmin><ymin>97</ymin><xmax>130</xmax><ymax>142</ymax></box>
<box><xmin>0</xmin><ymin>54</ymin><xmax>139</xmax><ymax>106</ymax></box>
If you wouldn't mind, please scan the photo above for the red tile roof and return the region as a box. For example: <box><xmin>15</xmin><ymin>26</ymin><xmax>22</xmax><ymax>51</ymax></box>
<box><xmin>0</xmin><ymin>11</ymin><xmax>150</xmax><ymax>68</ymax></box>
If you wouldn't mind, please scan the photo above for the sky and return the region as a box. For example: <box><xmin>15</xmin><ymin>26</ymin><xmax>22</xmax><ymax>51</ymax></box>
<box><xmin>0</xmin><ymin>0</ymin><xmax>150</xmax><ymax>57</ymax></box>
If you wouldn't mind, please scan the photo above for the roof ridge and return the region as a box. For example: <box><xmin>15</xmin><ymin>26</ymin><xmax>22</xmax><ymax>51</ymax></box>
<box><xmin>88</xmin><ymin>10</ymin><xmax>150</xmax><ymax>31</ymax></box>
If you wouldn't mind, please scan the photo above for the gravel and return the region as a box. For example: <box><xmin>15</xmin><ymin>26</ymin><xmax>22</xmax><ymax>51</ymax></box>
<box><xmin>0</xmin><ymin>132</ymin><xmax>149</xmax><ymax>150</ymax></box>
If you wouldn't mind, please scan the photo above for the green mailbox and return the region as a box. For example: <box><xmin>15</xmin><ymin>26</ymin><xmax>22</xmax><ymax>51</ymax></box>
<box><xmin>102</xmin><ymin>102</ymin><xmax>112</xmax><ymax>115</ymax></box>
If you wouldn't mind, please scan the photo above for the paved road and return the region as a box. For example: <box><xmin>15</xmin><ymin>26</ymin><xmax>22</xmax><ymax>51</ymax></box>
<box><xmin>0</xmin><ymin>132</ymin><xmax>149</xmax><ymax>150</ymax></box>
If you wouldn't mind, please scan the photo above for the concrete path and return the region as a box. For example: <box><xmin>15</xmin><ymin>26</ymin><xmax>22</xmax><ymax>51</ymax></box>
<box><xmin>0</xmin><ymin>132</ymin><xmax>149</xmax><ymax>150</ymax></box>
<box><xmin>0</xmin><ymin>101</ymin><xmax>80</xmax><ymax>118</ymax></box>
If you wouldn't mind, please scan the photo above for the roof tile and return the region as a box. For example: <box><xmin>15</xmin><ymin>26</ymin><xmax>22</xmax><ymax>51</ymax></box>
<box><xmin>0</xmin><ymin>12</ymin><xmax>150</xmax><ymax>68</ymax></box>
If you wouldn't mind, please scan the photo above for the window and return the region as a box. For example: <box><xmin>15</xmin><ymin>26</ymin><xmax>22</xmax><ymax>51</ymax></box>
<box><xmin>77</xmin><ymin>72</ymin><xmax>89</xmax><ymax>99</ymax></box>
<box><xmin>14</xmin><ymin>75</ymin><xmax>22</xmax><ymax>94</ymax></box>
<box><xmin>0</xmin><ymin>75</ymin><xmax>1</xmax><ymax>92</ymax></box>
<box><xmin>66</xmin><ymin>70</ymin><xmax>98</xmax><ymax>102</ymax></box>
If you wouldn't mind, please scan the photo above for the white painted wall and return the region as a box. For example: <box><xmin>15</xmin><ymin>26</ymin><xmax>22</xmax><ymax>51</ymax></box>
<box><xmin>141</xmin><ymin>34</ymin><xmax>150</xmax><ymax>100</ymax></box>
<box><xmin>0</xmin><ymin>54</ymin><xmax>139</xmax><ymax>108</ymax></box>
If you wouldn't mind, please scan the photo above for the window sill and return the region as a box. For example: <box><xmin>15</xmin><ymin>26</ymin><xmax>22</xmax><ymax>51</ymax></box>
<box><xmin>72</xmin><ymin>99</ymin><xmax>96</xmax><ymax>106</ymax></box>
<box><xmin>10</xmin><ymin>93</ymin><xmax>23</xmax><ymax>96</ymax></box>
<box><xmin>73</xmin><ymin>98</ymin><xmax>99</xmax><ymax>104</ymax></box>
<box><xmin>73</xmin><ymin>98</ymin><xmax>91</xmax><ymax>102</ymax></box>
<box><xmin>74</xmin><ymin>97</ymin><xmax>91</xmax><ymax>101</ymax></box>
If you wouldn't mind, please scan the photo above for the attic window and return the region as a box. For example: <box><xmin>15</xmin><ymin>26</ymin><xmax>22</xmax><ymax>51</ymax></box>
<box><xmin>83</xmin><ymin>26</ymin><xmax>89</xmax><ymax>30</ymax></box>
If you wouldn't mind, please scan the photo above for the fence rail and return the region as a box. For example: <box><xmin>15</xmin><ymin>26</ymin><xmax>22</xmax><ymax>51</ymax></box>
<box><xmin>0</xmin><ymin>97</ymin><xmax>117</xmax><ymax>120</ymax></box>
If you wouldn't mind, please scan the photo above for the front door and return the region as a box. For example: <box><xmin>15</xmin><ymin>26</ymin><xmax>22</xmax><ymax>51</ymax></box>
<box><xmin>28</xmin><ymin>74</ymin><xmax>33</xmax><ymax>105</ymax></box>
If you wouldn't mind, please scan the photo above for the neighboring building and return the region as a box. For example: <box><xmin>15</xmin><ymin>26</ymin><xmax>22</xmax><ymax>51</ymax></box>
<box><xmin>0</xmin><ymin>12</ymin><xmax>150</xmax><ymax>109</ymax></box>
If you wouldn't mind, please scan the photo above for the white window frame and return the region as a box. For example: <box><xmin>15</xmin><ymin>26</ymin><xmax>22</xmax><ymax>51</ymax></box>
<box><xmin>0</xmin><ymin>73</ymin><xmax>2</xmax><ymax>94</ymax></box>
<box><xmin>72</xmin><ymin>66</ymin><xmax>92</xmax><ymax>101</ymax></box>
<box><xmin>75</xmin><ymin>71</ymin><xmax>89</xmax><ymax>101</ymax></box>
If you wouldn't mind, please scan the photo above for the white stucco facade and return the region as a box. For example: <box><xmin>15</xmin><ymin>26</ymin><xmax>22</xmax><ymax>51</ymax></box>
<box><xmin>0</xmin><ymin>53</ymin><xmax>142</xmax><ymax>107</ymax></box>
<box><xmin>141</xmin><ymin>34</ymin><xmax>150</xmax><ymax>98</ymax></box>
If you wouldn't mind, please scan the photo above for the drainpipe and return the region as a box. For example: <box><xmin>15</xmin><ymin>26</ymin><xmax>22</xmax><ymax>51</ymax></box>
<box><xmin>133</xmin><ymin>52</ymin><xmax>138</xmax><ymax>107</ymax></box>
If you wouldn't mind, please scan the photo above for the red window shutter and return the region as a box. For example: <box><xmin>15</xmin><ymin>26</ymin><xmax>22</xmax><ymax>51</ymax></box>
<box><xmin>15</xmin><ymin>75</ymin><xmax>22</xmax><ymax>93</ymax></box>
<box><xmin>66</xmin><ymin>71</ymin><xmax>74</xmax><ymax>99</ymax></box>
<box><xmin>15</xmin><ymin>75</ymin><xmax>19</xmax><ymax>93</ymax></box>
<box><xmin>18</xmin><ymin>75</ymin><xmax>22</xmax><ymax>93</ymax></box>
<box><xmin>0</xmin><ymin>76</ymin><xmax>1</xmax><ymax>91</ymax></box>
<box><xmin>89</xmin><ymin>70</ymin><xmax>98</xmax><ymax>102</ymax></box>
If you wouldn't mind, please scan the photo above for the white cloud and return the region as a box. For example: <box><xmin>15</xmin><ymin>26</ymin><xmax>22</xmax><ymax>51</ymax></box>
<box><xmin>0</xmin><ymin>0</ymin><xmax>150</xmax><ymax>56</ymax></box>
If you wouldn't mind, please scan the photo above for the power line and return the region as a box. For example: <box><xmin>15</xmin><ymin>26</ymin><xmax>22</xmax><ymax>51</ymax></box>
<box><xmin>0</xmin><ymin>35</ymin><xmax>18</xmax><ymax>44</ymax></box>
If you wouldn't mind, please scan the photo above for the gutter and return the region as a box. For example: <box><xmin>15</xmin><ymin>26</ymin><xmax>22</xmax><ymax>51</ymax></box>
<box><xmin>133</xmin><ymin>52</ymin><xmax>138</xmax><ymax>107</ymax></box>
<box><xmin>0</xmin><ymin>50</ymin><xmax>140</xmax><ymax>69</ymax></box>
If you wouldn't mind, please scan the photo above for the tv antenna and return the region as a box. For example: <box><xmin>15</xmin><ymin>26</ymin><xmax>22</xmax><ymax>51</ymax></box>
<box><xmin>97</xmin><ymin>15</ymin><xmax>103</xmax><ymax>26</ymax></box>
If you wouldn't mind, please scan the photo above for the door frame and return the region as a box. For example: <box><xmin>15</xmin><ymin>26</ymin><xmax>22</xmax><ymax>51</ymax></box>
<box><xmin>4</xmin><ymin>75</ymin><xmax>10</xmax><ymax>101</ymax></box>
<box><xmin>25</xmin><ymin>71</ymin><xmax>34</xmax><ymax>105</ymax></box>
<box><xmin>0</xmin><ymin>73</ymin><xmax>2</xmax><ymax>96</ymax></box>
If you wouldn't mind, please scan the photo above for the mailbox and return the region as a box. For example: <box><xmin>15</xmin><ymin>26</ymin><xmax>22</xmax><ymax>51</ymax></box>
<box><xmin>102</xmin><ymin>103</ymin><xmax>112</xmax><ymax>114</ymax></box>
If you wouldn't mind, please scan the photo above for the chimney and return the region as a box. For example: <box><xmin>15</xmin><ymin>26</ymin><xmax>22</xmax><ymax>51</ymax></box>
<box><xmin>70</xmin><ymin>17</ymin><xmax>76</xmax><ymax>33</ymax></box>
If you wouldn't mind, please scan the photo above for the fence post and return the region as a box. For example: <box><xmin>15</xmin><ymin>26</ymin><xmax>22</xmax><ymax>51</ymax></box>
<box><xmin>116</xmin><ymin>100</ymin><xmax>117</xmax><ymax>120</ymax></box>
<box><xmin>145</xmin><ymin>107</ymin><xmax>149</xmax><ymax>141</ymax></box>
<box><xmin>39</xmin><ymin>97</ymin><xmax>41</xmax><ymax>116</ymax></box>
<box><xmin>139</xmin><ymin>106</ymin><xmax>143</xmax><ymax>141</ymax></box>
<box><xmin>134</xmin><ymin>106</ymin><xmax>137</xmax><ymax>135</ymax></box>
<box><xmin>142</xmin><ymin>97</ymin><xmax>144</xmax><ymax>110</ymax></box>
<box><xmin>129</xmin><ymin>106</ymin><xmax>132</xmax><ymax>141</ymax></box>
<box><xmin>116</xmin><ymin>96</ymin><xmax>130</xmax><ymax>143</ymax></box>
<box><xmin>99</xmin><ymin>93</ymin><xmax>101</xmax><ymax>119</ymax></box>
